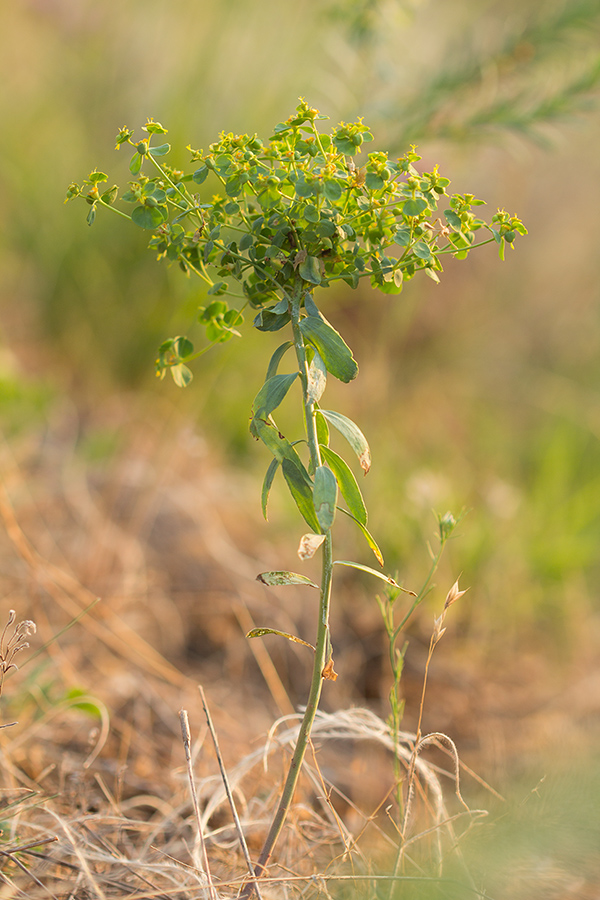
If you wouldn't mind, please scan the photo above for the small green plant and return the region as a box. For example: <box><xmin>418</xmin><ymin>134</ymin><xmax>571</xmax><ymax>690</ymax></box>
<box><xmin>66</xmin><ymin>99</ymin><xmax>525</xmax><ymax>891</ymax></box>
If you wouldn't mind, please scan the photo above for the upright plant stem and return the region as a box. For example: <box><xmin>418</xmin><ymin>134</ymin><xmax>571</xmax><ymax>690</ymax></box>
<box><xmin>241</xmin><ymin>279</ymin><xmax>334</xmax><ymax>897</ymax></box>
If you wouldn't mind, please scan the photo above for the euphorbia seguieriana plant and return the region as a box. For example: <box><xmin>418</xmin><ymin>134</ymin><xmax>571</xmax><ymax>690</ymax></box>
<box><xmin>67</xmin><ymin>99</ymin><xmax>526</xmax><ymax>890</ymax></box>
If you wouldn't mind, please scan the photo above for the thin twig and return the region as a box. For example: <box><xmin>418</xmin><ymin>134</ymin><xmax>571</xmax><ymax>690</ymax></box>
<box><xmin>179</xmin><ymin>708</ymin><xmax>218</xmax><ymax>900</ymax></box>
<box><xmin>198</xmin><ymin>685</ymin><xmax>265</xmax><ymax>900</ymax></box>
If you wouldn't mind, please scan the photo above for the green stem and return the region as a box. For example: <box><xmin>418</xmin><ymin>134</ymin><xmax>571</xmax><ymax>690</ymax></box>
<box><xmin>392</xmin><ymin>537</ymin><xmax>447</xmax><ymax>643</ymax></box>
<box><xmin>240</xmin><ymin>277</ymin><xmax>333</xmax><ymax>898</ymax></box>
<box><xmin>97</xmin><ymin>199</ymin><xmax>132</xmax><ymax>221</ymax></box>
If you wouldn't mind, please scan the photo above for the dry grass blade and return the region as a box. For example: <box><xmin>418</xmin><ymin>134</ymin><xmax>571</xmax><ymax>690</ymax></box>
<box><xmin>199</xmin><ymin>685</ymin><xmax>264</xmax><ymax>900</ymax></box>
<box><xmin>179</xmin><ymin>708</ymin><xmax>219</xmax><ymax>900</ymax></box>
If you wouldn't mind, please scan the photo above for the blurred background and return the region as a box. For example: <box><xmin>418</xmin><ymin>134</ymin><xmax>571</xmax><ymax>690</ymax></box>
<box><xmin>1</xmin><ymin>0</ymin><xmax>600</xmax><ymax>888</ymax></box>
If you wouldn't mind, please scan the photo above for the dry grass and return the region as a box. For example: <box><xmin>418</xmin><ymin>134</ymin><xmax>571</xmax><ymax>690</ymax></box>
<box><xmin>1</xmin><ymin>394</ymin><xmax>599</xmax><ymax>898</ymax></box>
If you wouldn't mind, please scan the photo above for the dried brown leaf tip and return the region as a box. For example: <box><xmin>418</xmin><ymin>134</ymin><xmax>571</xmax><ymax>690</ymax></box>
<box><xmin>298</xmin><ymin>532</ymin><xmax>326</xmax><ymax>560</ymax></box>
<box><xmin>322</xmin><ymin>658</ymin><xmax>338</xmax><ymax>681</ymax></box>
<box><xmin>444</xmin><ymin>578</ymin><xmax>467</xmax><ymax>610</ymax></box>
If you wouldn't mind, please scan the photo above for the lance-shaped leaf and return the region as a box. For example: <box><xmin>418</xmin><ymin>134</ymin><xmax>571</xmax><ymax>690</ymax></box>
<box><xmin>256</xmin><ymin>571</ymin><xmax>319</xmax><ymax>589</ymax></box>
<box><xmin>299</xmin><ymin>316</ymin><xmax>358</xmax><ymax>383</ymax></box>
<box><xmin>252</xmin><ymin>418</ymin><xmax>311</xmax><ymax>484</ymax></box>
<box><xmin>338</xmin><ymin>506</ymin><xmax>384</xmax><ymax>566</ymax></box>
<box><xmin>281</xmin><ymin>458</ymin><xmax>321</xmax><ymax>533</ymax></box>
<box><xmin>246</xmin><ymin>628</ymin><xmax>314</xmax><ymax>649</ymax></box>
<box><xmin>303</xmin><ymin>292</ymin><xmax>321</xmax><ymax>317</ymax></box>
<box><xmin>315</xmin><ymin>409</ymin><xmax>330</xmax><ymax>447</ymax></box>
<box><xmin>261</xmin><ymin>457</ymin><xmax>280</xmax><ymax>520</ymax></box>
<box><xmin>307</xmin><ymin>348</ymin><xmax>327</xmax><ymax>404</ymax></box>
<box><xmin>321</xmin><ymin>410</ymin><xmax>371</xmax><ymax>474</ymax></box>
<box><xmin>266</xmin><ymin>341</ymin><xmax>294</xmax><ymax>381</ymax></box>
<box><xmin>250</xmin><ymin>372</ymin><xmax>298</xmax><ymax>433</ymax></box>
<box><xmin>333</xmin><ymin>560</ymin><xmax>416</xmax><ymax>593</ymax></box>
<box><xmin>320</xmin><ymin>445</ymin><xmax>367</xmax><ymax>526</ymax></box>
<box><xmin>313</xmin><ymin>465</ymin><xmax>337</xmax><ymax>532</ymax></box>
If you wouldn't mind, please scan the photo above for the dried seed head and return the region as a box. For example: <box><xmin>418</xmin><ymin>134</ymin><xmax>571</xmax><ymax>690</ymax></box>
<box><xmin>16</xmin><ymin>620</ymin><xmax>36</xmax><ymax>639</ymax></box>
<box><xmin>432</xmin><ymin>614</ymin><xmax>447</xmax><ymax>643</ymax></box>
<box><xmin>444</xmin><ymin>578</ymin><xmax>467</xmax><ymax>610</ymax></box>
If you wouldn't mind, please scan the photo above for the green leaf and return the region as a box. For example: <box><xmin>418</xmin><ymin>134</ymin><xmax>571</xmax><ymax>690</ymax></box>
<box><xmin>171</xmin><ymin>363</ymin><xmax>193</xmax><ymax>387</ymax></box>
<box><xmin>413</xmin><ymin>241</ymin><xmax>433</xmax><ymax>261</ymax></box>
<box><xmin>261</xmin><ymin>457</ymin><xmax>279</xmax><ymax>520</ymax></box>
<box><xmin>333</xmin><ymin>560</ymin><xmax>401</xmax><ymax>587</ymax></box>
<box><xmin>252</xmin><ymin>418</ymin><xmax>312</xmax><ymax>485</ymax></box>
<box><xmin>148</xmin><ymin>143</ymin><xmax>170</xmax><ymax>157</ymax></box>
<box><xmin>337</xmin><ymin>507</ymin><xmax>384</xmax><ymax>565</ymax></box>
<box><xmin>295</xmin><ymin>178</ymin><xmax>315</xmax><ymax>198</ymax></box>
<box><xmin>373</xmin><ymin>273</ymin><xmax>404</xmax><ymax>295</ymax></box>
<box><xmin>304</xmin><ymin>293</ymin><xmax>320</xmax><ymax>317</ymax></box>
<box><xmin>131</xmin><ymin>204</ymin><xmax>168</xmax><ymax>229</ymax></box>
<box><xmin>193</xmin><ymin>165</ymin><xmax>209</xmax><ymax>185</ymax></box>
<box><xmin>100</xmin><ymin>185</ymin><xmax>118</xmax><ymax>205</ymax></box>
<box><xmin>208</xmin><ymin>281</ymin><xmax>228</xmax><ymax>295</ymax></box>
<box><xmin>324</xmin><ymin>179</ymin><xmax>343</xmax><ymax>201</ymax></box>
<box><xmin>320</xmin><ymin>409</ymin><xmax>371</xmax><ymax>473</ymax></box>
<box><xmin>173</xmin><ymin>336</ymin><xmax>193</xmax><ymax>358</ymax></box>
<box><xmin>315</xmin><ymin>410</ymin><xmax>329</xmax><ymax>447</ymax></box>
<box><xmin>315</xmin><ymin>220</ymin><xmax>336</xmax><ymax>238</ymax></box>
<box><xmin>319</xmin><ymin>445</ymin><xmax>367</xmax><ymax>525</ymax></box>
<box><xmin>282</xmin><ymin>458</ymin><xmax>321</xmax><ymax>533</ymax></box>
<box><xmin>129</xmin><ymin>152</ymin><xmax>143</xmax><ymax>174</ymax></box>
<box><xmin>266</xmin><ymin>341</ymin><xmax>294</xmax><ymax>381</ymax></box>
<box><xmin>246</xmin><ymin>627</ymin><xmax>314</xmax><ymax>650</ymax></box>
<box><xmin>314</xmin><ymin>465</ymin><xmax>337</xmax><ymax>532</ymax></box>
<box><xmin>333</xmin><ymin>135</ymin><xmax>356</xmax><ymax>155</ymax></box>
<box><xmin>256</xmin><ymin>571</ymin><xmax>319</xmax><ymax>589</ymax></box>
<box><xmin>393</xmin><ymin>226</ymin><xmax>411</xmax><ymax>247</ymax></box>
<box><xmin>403</xmin><ymin>197</ymin><xmax>427</xmax><ymax>217</ymax></box>
<box><xmin>444</xmin><ymin>209</ymin><xmax>462</xmax><ymax>230</ymax></box>
<box><xmin>254</xmin><ymin>309</ymin><xmax>291</xmax><ymax>332</ymax></box>
<box><xmin>365</xmin><ymin>172</ymin><xmax>384</xmax><ymax>191</ymax></box>
<box><xmin>299</xmin><ymin>255</ymin><xmax>322</xmax><ymax>285</ymax></box>
<box><xmin>86</xmin><ymin>206</ymin><xmax>96</xmax><ymax>227</ymax></box>
<box><xmin>299</xmin><ymin>316</ymin><xmax>358</xmax><ymax>383</ymax></box>
<box><xmin>251</xmin><ymin>372</ymin><xmax>298</xmax><ymax>422</ymax></box>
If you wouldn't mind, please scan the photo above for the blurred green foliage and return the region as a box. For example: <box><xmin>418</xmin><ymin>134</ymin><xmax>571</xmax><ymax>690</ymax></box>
<box><xmin>1</xmin><ymin>0</ymin><xmax>600</xmax><ymax>650</ymax></box>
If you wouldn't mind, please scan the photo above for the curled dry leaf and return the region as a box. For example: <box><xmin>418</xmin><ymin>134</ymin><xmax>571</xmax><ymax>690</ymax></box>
<box><xmin>322</xmin><ymin>658</ymin><xmax>338</xmax><ymax>681</ymax></box>
<box><xmin>298</xmin><ymin>532</ymin><xmax>326</xmax><ymax>560</ymax></box>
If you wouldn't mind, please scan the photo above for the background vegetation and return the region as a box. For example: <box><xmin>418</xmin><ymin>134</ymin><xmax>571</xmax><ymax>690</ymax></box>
<box><xmin>1</xmin><ymin>0</ymin><xmax>600</xmax><ymax>894</ymax></box>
